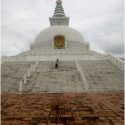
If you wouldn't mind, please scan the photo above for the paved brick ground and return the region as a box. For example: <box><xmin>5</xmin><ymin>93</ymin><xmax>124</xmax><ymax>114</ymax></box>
<box><xmin>1</xmin><ymin>92</ymin><xmax>124</xmax><ymax>125</ymax></box>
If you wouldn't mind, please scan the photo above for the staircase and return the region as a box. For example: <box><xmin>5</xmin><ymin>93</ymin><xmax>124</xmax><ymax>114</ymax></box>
<box><xmin>23</xmin><ymin>61</ymin><xmax>84</xmax><ymax>93</ymax></box>
<box><xmin>1</xmin><ymin>61</ymin><xmax>34</xmax><ymax>93</ymax></box>
<box><xmin>79</xmin><ymin>60</ymin><xmax>124</xmax><ymax>91</ymax></box>
<box><xmin>1</xmin><ymin>60</ymin><xmax>124</xmax><ymax>93</ymax></box>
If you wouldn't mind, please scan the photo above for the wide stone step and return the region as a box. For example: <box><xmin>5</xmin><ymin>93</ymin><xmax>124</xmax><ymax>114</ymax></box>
<box><xmin>23</xmin><ymin>61</ymin><xmax>83</xmax><ymax>93</ymax></box>
<box><xmin>79</xmin><ymin>60</ymin><xmax>124</xmax><ymax>91</ymax></box>
<box><xmin>1</xmin><ymin>61</ymin><xmax>34</xmax><ymax>93</ymax></box>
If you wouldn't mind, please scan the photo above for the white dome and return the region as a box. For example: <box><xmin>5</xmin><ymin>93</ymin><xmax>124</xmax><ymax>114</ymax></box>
<box><xmin>31</xmin><ymin>26</ymin><xmax>88</xmax><ymax>49</ymax></box>
<box><xmin>33</xmin><ymin>26</ymin><xmax>87</xmax><ymax>44</ymax></box>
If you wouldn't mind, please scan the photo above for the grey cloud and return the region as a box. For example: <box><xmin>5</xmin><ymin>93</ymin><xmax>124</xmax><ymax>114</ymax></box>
<box><xmin>1</xmin><ymin>0</ymin><xmax>124</xmax><ymax>57</ymax></box>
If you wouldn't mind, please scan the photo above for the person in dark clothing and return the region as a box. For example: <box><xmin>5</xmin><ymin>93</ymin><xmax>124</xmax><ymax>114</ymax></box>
<box><xmin>55</xmin><ymin>58</ymin><xmax>59</xmax><ymax>69</ymax></box>
<box><xmin>55</xmin><ymin>62</ymin><xmax>58</xmax><ymax>69</ymax></box>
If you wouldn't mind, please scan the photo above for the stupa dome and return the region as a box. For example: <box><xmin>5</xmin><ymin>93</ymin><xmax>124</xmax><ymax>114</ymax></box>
<box><xmin>31</xmin><ymin>26</ymin><xmax>89</xmax><ymax>50</ymax></box>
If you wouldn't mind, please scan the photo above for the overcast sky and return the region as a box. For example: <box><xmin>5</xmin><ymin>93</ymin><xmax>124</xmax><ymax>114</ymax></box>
<box><xmin>1</xmin><ymin>0</ymin><xmax>124</xmax><ymax>57</ymax></box>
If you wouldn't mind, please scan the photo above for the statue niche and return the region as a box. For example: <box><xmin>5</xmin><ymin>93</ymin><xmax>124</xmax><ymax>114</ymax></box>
<box><xmin>54</xmin><ymin>35</ymin><xmax>65</xmax><ymax>49</ymax></box>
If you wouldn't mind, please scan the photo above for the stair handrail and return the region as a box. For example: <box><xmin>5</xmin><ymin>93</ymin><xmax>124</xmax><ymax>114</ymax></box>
<box><xmin>102</xmin><ymin>54</ymin><xmax>124</xmax><ymax>71</ymax></box>
<box><xmin>88</xmin><ymin>51</ymin><xmax>105</xmax><ymax>58</ymax></box>
<box><xmin>19</xmin><ymin>61</ymin><xmax>39</xmax><ymax>93</ymax></box>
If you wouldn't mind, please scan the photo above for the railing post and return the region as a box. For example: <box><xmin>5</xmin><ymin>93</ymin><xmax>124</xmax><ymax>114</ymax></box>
<box><xmin>19</xmin><ymin>81</ymin><xmax>23</xmax><ymax>93</ymax></box>
<box><xmin>27</xmin><ymin>69</ymin><xmax>31</xmax><ymax>78</ymax></box>
<box><xmin>24</xmin><ymin>75</ymin><xmax>27</xmax><ymax>84</ymax></box>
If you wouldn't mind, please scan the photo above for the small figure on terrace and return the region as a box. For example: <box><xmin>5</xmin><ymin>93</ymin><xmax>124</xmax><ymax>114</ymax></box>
<box><xmin>55</xmin><ymin>58</ymin><xmax>59</xmax><ymax>69</ymax></box>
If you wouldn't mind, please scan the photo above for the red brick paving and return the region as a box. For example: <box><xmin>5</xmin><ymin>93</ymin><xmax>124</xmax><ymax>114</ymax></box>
<box><xmin>1</xmin><ymin>93</ymin><xmax>124</xmax><ymax>125</ymax></box>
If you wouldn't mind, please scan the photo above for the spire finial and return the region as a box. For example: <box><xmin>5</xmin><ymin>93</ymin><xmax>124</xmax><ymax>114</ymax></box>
<box><xmin>49</xmin><ymin>0</ymin><xmax>69</xmax><ymax>26</ymax></box>
<box><xmin>56</xmin><ymin>0</ymin><xmax>62</xmax><ymax>4</ymax></box>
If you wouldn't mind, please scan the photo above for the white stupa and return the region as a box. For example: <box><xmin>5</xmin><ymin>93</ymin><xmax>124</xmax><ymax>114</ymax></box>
<box><xmin>1</xmin><ymin>0</ymin><xmax>124</xmax><ymax>93</ymax></box>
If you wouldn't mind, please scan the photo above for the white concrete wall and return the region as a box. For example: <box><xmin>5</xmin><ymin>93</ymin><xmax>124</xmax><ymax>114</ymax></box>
<box><xmin>66</xmin><ymin>41</ymin><xmax>89</xmax><ymax>50</ymax></box>
<box><xmin>30</xmin><ymin>40</ymin><xmax>52</xmax><ymax>50</ymax></box>
<box><xmin>31</xmin><ymin>40</ymin><xmax>89</xmax><ymax>50</ymax></box>
<box><xmin>3</xmin><ymin>50</ymin><xmax>105</xmax><ymax>62</ymax></box>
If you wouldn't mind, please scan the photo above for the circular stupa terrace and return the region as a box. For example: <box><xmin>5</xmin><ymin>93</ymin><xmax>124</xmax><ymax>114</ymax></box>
<box><xmin>1</xmin><ymin>0</ymin><xmax>124</xmax><ymax>93</ymax></box>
